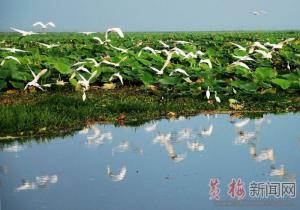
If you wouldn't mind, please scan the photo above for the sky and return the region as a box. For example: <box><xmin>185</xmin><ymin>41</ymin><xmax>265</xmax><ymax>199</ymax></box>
<box><xmin>0</xmin><ymin>0</ymin><xmax>299</xmax><ymax>32</ymax></box>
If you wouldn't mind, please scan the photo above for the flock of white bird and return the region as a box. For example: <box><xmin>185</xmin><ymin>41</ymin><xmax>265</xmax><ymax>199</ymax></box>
<box><xmin>0</xmin><ymin>21</ymin><xmax>297</xmax><ymax>102</ymax></box>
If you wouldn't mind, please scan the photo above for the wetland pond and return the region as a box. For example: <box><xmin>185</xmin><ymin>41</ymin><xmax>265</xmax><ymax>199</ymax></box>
<box><xmin>0</xmin><ymin>113</ymin><xmax>299</xmax><ymax>210</ymax></box>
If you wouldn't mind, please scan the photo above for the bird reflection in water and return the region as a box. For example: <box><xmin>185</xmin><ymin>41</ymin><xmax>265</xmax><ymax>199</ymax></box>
<box><xmin>107</xmin><ymin>165</ymin><xmax>127</xmax><ymax>182</ymax></box>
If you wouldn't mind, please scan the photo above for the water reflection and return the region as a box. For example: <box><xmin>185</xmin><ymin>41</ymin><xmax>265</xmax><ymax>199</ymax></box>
<box><xmin>107</xmin><ymin>165</ymin><xmax>127</xmax><ymax>182</ymax></box>
<box><xmin>16</xmin><ymin>175</ymin><xmax>58</xmax><ymax>192</ymax></box>
<box><xmin>0</xmin><ymin>113</ymin><xmax>299</xmax><ymax>210</ymax></box>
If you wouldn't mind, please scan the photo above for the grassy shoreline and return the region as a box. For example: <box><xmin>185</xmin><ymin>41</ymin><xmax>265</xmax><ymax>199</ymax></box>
<box><xmin>0</xmin><ymin>88</ymin><xmax>299</xmax><ymax>140</ymax></box>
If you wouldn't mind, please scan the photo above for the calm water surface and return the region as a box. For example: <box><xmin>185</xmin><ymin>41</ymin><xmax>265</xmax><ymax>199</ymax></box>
<box><xmin>0</xmin><ymin>113</ymin><xmax>299</xmax><ymax>210</ymax></box>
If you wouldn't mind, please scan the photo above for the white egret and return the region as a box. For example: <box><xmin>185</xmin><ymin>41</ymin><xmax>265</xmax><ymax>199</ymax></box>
<box><xmin>0</xmin><ymin>48</ymin><xmax>27</xmax><ymax>53</ymax></box>
<box><xmin>254</xmin><ymin>50</ymin><xmax>272</xmax><ymax>59</ymax></box>
<box><xmin>101</xmin><ymin>56</ymin><xmax>127</xmax><ymax>67</ymax></box>
<box><xmin>232</xmin><ymin>55</ymin><xmax>255</xmax><ymax>62</ymax></box>
<box><xmin>230</xmin><ymin>42</ymin><xmax>247</xmax><ymax>51</ymax></box>
<box><xmin>10</xmin><ymin>27</ymin><xmax>37</xmax><ymax>36</ymax></box>
<box><xmin>174</xmin><ymin>40</ymin><xmax>192</xmax><ymax>45</ymax></box>
<box><xmin>150</xmin><ymin>66</ymin><xmax>164</xmax><ymax>75</ymax></box>
<box><xmin>109</xmin><ymin>44</ymin><xmax>128</xmax><ymax>53</ymax></box>
<box><xmin>214</xmin><ymin>91</ymin><xmax>221</xmax><ymax>103</ymax></box>
<box><xmin>92</xmin><ymin>37</ymin><xmax>104</xmax><ymax>45</ymax></box>
<box><xmin>24</xmin><ymin>69</ymin><xmax>48</xmax><ymax>91</ymax></box>
<box><xmin>75</xmin><ymin>66</ymin><xmax>91</xmax><ymax>74</ymax></box>
<box><xmin>206</xmin><ymin>86</ymin><xmax>210</xmax><ymax>99</ymax></box>
<box><xmin>109</xmin><ymin>72</ymin><xmax>123</xmax><ymax>85</ymax></box>
<box><xmin>251</xmin><ymin>10</ymin><xmax>267</xmax><ymax>16</ymax></box>
<box><xmin>105</xmin><ymin>27</ymin><xmax>124</xmax><ymax>41</ymax></box>
<box><xmin>138</xmin><ymin>46</ymin><xmax>157</xmax><ymax>57</ymax></box>
<box><xmin>230</xmin><ymin>61</ymin><xmax>251</xmax><ymax>70</ymax></box>
<box><xmin>158</xmin><ymin>40</ymin><xmax>170</xmax><ymax>48</ymax></box>
<box><xmin>33</xmin><ymin>21</ymin><xmax>55</xmax><ymax>32</ymax></box>
<box><xmin>249</xmin><ymin>41</ymin><xmax>269</xmax><ymax>53</ymax></box>
<box><xmin>77</xmin><ymin>71</ymin><xmax>97</xmax><ymax>91</ymax></box>
<box><xmin>37</xmin><ymin>42</ymin><xmax>59</xmax><ymax>49</ymax></box>
<box><xmin>1</xmin><ymin>56</ymin><xmax>21</xmax><ymax>66</ymax></box>
<box><xmin>86</xmin><ymin>58</ymin><xmax>101</xmax><ymax>67</ymax></box>
<box><xmin>169</xmin><ymin>68</ymin><xmax>190</xmax><ymax>77</ymax></box>
<box><xmin>80</xmin><ymin>32</ymin><xmax>96</xmax><ymax>35</ymax></box>
<box><xmin>199</xmin><ymin>59</ymin><xmax>212</xmax><ymax>69</ymax></box>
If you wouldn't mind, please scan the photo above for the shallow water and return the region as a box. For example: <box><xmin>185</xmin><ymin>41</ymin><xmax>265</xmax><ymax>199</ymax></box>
<box><xmin>0</xmin><ymin>113</ymin><xmax>299</xmax><ymax>210</ymax></box>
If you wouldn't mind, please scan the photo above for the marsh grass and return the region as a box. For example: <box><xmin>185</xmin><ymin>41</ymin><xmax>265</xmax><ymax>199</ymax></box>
<box><xmin>0</xmin><ymin>87</ymin><xmax>299</xmax><ymax>139</ymax></box>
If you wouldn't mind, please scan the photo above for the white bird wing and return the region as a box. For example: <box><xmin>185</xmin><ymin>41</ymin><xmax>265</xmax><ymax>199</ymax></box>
<box><xmin>170</xmin><ymin>68</ymin><xmax>189</xmax><ymax>77</ymax></box>
<box><xmin>200</xmin><ymin>59</ymin><xmax>212</xmax><ymax>69</ymax></box>
<box><xmin>33</xmin><ymin>22</ymin><xmax>45</xmax><ymax>27</ymax></box>
<box><xmin>10</xmin><ymin>27</ymin><xmax>27</xmax><ymax>34</ymax></box>
<box><xmin>92</xmin><ymin>37</ymin><xmax>104</xmax><ymax>44</ymax></box>
<box><xmin>6</xmin><ymin>56</ymin><xmax>21</xmax><ymax>64</ymax></box>
<box><xmin>105</xmin><ymin>28</ymin><xmax>124</xmax><ymax>40</ymax></box>
<box><xmin>34</xmin><ymin>69</ymin><xmax>48</xmax><ymax>82</ymax></box>
<box><xmin>46</xmin><ymin>22</ymin><xmax>55</xmax><ymax>27</ymax></box>
<box><xmin>86</xmin><ymin>58</ymin><xmax>98</xmax><ymax>66</ymax></box>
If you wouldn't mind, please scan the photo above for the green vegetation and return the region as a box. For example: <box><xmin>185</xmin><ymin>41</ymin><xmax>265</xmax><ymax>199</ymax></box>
<box><xmin>0</xmin><ymin>31</ymin><xmax>299</xmax><ymax>139</ymax></box>
<box><xmin>0</xmin><ymin>31</ymin><xmax>299</xmax><ymax>97</ymax></box>
<box><xmin>0</xmin><ymin>88</ymin><xmax>300</xmax><ymax>139</ymax></box>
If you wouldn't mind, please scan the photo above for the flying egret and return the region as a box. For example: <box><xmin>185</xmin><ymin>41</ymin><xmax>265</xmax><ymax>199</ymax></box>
<box><xmin>138</xmin><ymin>46</ymin><xmax>157</xmax><ymax>57</ymax></box>
<box><xmin>77</xmin><ymin>71</ymin><xmax>97</xmax><ymax>91</ymax></box>
<box><xmin>75</xmin><ymin>66</ymin><xmax>91</xmax><ymax>74</ymax></box>
<box><xmin>86</xmin><ymin>58</ymin><xmax>101</xmax><ymax>67</ymax></box>
<box><xmin>185</xmin><ymin>52</ymin><xmax>197</xmax><ymax>59</ymax></box>
<box><xmin>10</xmin><ymin>27</ymin><xmax>37</xmax><ymax>36</ymax></box>
<box><xmin>107</xmin><ymin>165</ymin><xmax>127</xmax><ymax>182</ymax></box>
<box><xmin>214</xmin><ymin>91</ymin><xmax>221</xmax><ymax>103</ymax></box>
<box><xmin>109</xmin><ymin>72</ymin><xmax>123</xmax><ymax>85</ymax></box>
<box><xmin>37</xmin><ymin>42</ymin><xmax>59</xmax><ymax>49</ymax></box>
<box><xmin>249</xmin><ymin>41</ymin><xmax>269</xmax><ymax>53</ymax></box>
<box><xmin>251</xmin><ymin>10</ymin><xmax>267</xmax><ymax>16</ymax></box>
<box><xmin>169</xmin><ymin>68</ymin><xmax>190</xmax><ymax>77</ymax></box>
<box><xmin>24</xmin><ymin>69</ymin><xmax>48</xmax><ymax>91</ymax></box>
<box><xmin>199</xmin><ymin>59</ymin><xmax>212</xmax><ymax>69</ymax></box>
<box><xmin>171</xmin><ymin>47</ymin><xmax>187</xmax><ymax>57</ymax></box>
<box><xmin>254</xmin><ymin>50</ymin><xmax>272</xmax><ymax>59</ymax></box>
<box><xmin>0</xmin><ymin>47</ymin><xmax>27</xmax><ymax>53</ymax></box>
<box><xmin>232</xmin><ymin>55</ymin><xmax>255</xmax><ymax>62</ymax></box>
<box><xmin>33</xmin><ymin>21</ymin><xmax>55</xmax><ymax>32</ymax></box>
<box><xmin>174</xmin><ymin>40</ymin><xmax>192</xmax><ymax>45</ymax></box>
<box><xmin>1</xmin><ymin>56</ymin><xmax>21</xmax><ymax>66</ymax></box>
<box><xmin>230</xmin><ymin>61</ymin><xmax>251</xmax><ymax>70</ymax></box>
<box><xmin>92</xmin><ymin>37</ymin><xmax>104</xmax><ymax>45</ymax></box>
<box><xmin>230</xmin><ymin>42</ymin><xmax>247</xmax><ymax>51</ymax></box>
<box><xmin>158</xmin><ymin>40</ymin><xmax>170</xmax><ymax>48</ymax></box>
<box><xmin>109</xmin><ymin>44</ymin><xmax>128</xmax><ymax>53</ymax></box>
<box><xmin>101</xmin><ymin>56</ymin><xmax>127</xmax><ymax>67</ymax></box>
<box><xmin>200</xmin><ymin>124</ymin><xmax>213</xmax><ymax>137</ymax></box>
<box><xmin>105</xmin><ymin>27</ymin><xmax>124</xmax><ymax>41</ymax></box>
<box><xmin>80</xmin><ymin>32</ymin><xmax>96</xmax><ymax>35</ymax></box>
<box><xmin>150</xmin><ymin>66</ymin><xmax>164</xmax><ymax>75</ymax></box>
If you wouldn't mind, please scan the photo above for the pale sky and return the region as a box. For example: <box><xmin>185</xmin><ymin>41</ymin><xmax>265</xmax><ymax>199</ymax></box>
<box><xmin>0</xmin><ymin>0</ymin><xmax>299</xmax><ymax>32</ymax></box>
